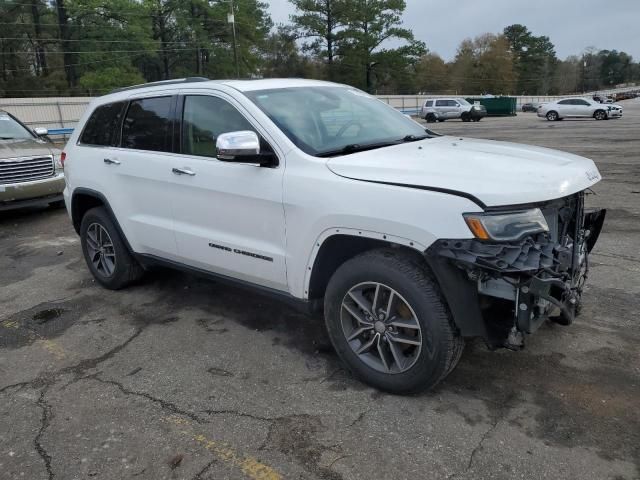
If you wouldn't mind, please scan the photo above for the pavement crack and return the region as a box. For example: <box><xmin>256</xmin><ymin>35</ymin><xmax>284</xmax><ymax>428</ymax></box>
<box><xmin>0</xmin><ymin>381</ymin><xmax>31</xmax><ymax>395</ymax></box>
<box><xmin>89</xmin><ymin>375</ymin><xmax>205</xmax><ymax>423</ymax></box>
<box><xmin>58</xmin><ymin>328</ymin><xmax>144</xmax><ymax>380</ymax></box>
<box><xmin>192</xmin><ymin>459</ymin><xmax>217</xmax><ymax>480</ymax></box>
<box><xmin>347</xmin><ymin>409</ymin><xmax>369</xmax><ymax>428</ymax></box>
<box><xmin>202</xmin><ymin>409</ymin><xmax>277</xmax><ymax>422</ymax></box>
<box><xmin>448</xmin><ymin>394</ymin><xmax>516</xmax><ymax>479</ymax></box>
<box><xmin>34</xmin><ymin>386</ymin><xmax>54</xmax><ymax>480</ymax></box>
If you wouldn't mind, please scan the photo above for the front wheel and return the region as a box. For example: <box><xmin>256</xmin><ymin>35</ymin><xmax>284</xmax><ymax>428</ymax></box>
<box><xmin>324</xmin><ymin>249</ymin><xmax>464</xmax><ymax>394</ymax></box>
<box><xmin>546</xmin><ymin>111</ymin><xmax>559</xmax><ymax>121</ymax></box>
<box><xmin>594</xmin><ymin>109</ymin><xmax>607</xmax><ymax>120</ymax></box>
<box><xmin>461</xmin><ymin>112</ymin><xmax>471</xmax><ymax>122</ymax></box>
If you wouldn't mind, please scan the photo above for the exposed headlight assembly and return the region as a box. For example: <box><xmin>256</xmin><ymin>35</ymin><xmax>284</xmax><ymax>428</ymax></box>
<box><xmin>463</xmin><ymin>208</ymin><xmax>549</xmax><ymax>241</ymax></box>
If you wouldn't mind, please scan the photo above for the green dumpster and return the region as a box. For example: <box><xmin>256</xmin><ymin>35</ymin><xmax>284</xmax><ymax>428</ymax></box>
<box><xmin>465</xmin><ymin>97</ymin><xmax>517</xmax><ymax>116</ymax></box>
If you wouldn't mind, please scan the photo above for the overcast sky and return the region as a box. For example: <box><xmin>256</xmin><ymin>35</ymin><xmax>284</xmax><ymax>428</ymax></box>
<box><xmin>264</xmin><ymin>0</ymin><xmax>640</xmax><ymax>61</ymax></box>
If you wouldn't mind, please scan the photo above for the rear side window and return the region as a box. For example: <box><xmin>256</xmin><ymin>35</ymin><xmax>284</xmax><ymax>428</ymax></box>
<box><xmin>122</xmin><ymin>97</ymin><xmax>173</xmax><ymax>152</ymax></box>
<box><xmin>79</xmin><ymin>102</ymin><xmax>126</xmax><ymax>146</ymax></box>
<box><xmin>425</xmin><ymin>100</ymin><xmax>433</xmax><ymax>107</ymax></box>
<box><xmin>435</xmin><ymin>100</ymin><xmax>448</xmax><ymax>107</ymax></box>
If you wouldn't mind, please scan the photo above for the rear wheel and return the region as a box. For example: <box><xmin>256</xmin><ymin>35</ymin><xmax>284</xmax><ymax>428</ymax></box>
<box><xmin>546</xmin><ymin>111</ymin><xmax>559</xmax><ymax>121</ymax></box>
<box><xmin>425</xmin><ymin>113</ymin><xmax>436</xmax><ymax>123</ymax></box>
<box><xmin>80</xmin><ymin>207</ymin><xmax>143</xmax><ymax>290</ymax></box>
<box><xmin>324</xmin><ymin>249</ymin><xmax>464</xmax><ymax>394</ymax></box>
<box><xmin>594</xmin><ymin>109</ymin><xmax>607</xmax><ymax>120</ymax></box>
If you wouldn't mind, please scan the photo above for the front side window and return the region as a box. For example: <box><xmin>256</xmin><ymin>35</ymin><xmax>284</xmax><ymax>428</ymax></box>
<box><xmin>575</xmin><ymin>99</ymin><xmax>590</xmax><ymax>106</ymax></box>
<box><xmin>122</xmin><ymin>96</ymin><xmax>172</xmax><ymax>152</ymax></box>
<box><xmin>244</xmin><ymin>86</ymin><xmax>428</xmax><ymax>156</ymax></box>
<box><xmin>558</xmin><ymin>100</ymin><xmax>572</xmax><ymax>105</ymax></box>
<box><xmin>80</xmin><ymin>102</ymin><xmax>126</xmax><ymax>146</ymax></box>
<box><xmin>0</xmin><ymin>113</ymin><xmax>35</xmax><ymax>140</ymax></box>
<box><xmin>182</xmin><ymin>95</ymin><xmax>255</xmax><ymax>157</ymax></box>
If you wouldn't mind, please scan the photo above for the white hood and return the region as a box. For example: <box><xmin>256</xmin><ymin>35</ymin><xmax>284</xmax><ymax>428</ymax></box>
<box><xmin>326</xmin><ymin>136</ymin><xmax>602</xmax><ymax>208</ymax></box>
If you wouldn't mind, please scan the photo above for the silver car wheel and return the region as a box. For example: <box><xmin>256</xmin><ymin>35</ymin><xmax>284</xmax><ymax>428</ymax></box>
<box><xmin>340</xmin><ymin>282</ymin><xmax>422</xmax><ymax>374</ymax></box>
<box><xmin>86</xmin><ymin>223</ymin><xmax>116</xmax><ymax>277</ymax></box>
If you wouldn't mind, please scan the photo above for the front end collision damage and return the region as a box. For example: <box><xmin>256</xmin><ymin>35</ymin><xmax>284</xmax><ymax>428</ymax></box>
<box><xmin>424</xmin><ymin>193</ymin><xmax>606</xmax><ymax>350</ymax></box>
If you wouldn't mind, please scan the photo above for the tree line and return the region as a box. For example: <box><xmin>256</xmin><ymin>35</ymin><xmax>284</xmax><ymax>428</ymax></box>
<box><xmin>1</xmin><ymin>0</ymin><xmax>639</xmax><ymax>97</ymax></box>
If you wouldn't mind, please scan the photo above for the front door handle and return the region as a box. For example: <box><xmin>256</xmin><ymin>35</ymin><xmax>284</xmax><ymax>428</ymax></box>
<box><xmin>172</xmin><ymin>167</ymin><xmax>196</xmax><ymax>176</ymax></box>
<box><xmin>103</xmin><ymin>158</ymin><xmax>121</xmax><ymax>165</ymax></box>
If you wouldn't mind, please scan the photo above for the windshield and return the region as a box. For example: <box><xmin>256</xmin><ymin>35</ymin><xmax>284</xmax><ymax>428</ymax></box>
<box><xmin>456</xmin><ymin>98</ymin><xmax>471</xmax><ymax>106</ymax></box>
<box><xmin>0</xmin><ymin>114</ymin><xmax>35</xmax><ymax>140</ymax></box>
<box><xmin>244</xmin><ymin>86</ymin><xmax>429</xmax><ymax>156</ymax></box>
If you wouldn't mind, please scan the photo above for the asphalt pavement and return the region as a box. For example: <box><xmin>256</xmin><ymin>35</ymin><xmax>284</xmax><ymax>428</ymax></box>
<box><xmin>1</xmin><ymin>100</ymin><xmax>639</xmax><ymax>480</ymax></box>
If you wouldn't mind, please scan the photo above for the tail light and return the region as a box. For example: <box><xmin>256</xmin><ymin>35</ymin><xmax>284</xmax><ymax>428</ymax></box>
<box><xmin>60</xmin><ymin>151</ymin><xmax>66</xmax><ymax>168</ymax></box>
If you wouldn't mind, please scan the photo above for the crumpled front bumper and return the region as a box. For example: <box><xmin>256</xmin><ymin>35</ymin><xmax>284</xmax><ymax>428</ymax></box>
<box><xmin>424</xmin><ymin>201</ymin><xmax>606</xmax><ymax>349</ymax></box>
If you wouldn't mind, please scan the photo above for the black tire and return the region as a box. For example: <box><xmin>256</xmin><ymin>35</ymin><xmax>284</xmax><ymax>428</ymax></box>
<box><xmin>594</xmin><ymin>109</ymin><xmax>607</xmax><ymax>121</ymax></box>
<box><xmin>473</xmin><ymin>118</ymin><xmax>481</xmax><ymax>122</ymax></box>
<box><xmin>425</xmin><ymin>113</ymin><xmax>436</xmax><ymax>123</ymax></box>
<box><xmin>437</xmin><ymin>119</ymin><xmax>446</xmax><ymax>123</ymax></box>
<box><xmin>461</xmin><ymin>112</ymin><xmax>471</xmax><ymax>122</ymax></box>
<box><xmin>546</xmin><ymin>111</ymin><xmax>559</xmax><ymax>121</ymax></box>
<box><xmin>80</xmin><ymin>206</ymin><xmax>143</xmax><ymax>290</ymax></box>
<box><xmin>324</xmin><ymin>249</ymin><xmax>464</xmax><ymax>394</ymax></box>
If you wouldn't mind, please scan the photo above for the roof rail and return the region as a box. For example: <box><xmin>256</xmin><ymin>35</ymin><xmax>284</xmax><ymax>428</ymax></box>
<box><xmin>109</xmin><ymin>77</ymin><xmax>210</xmax><ymax>94</ymax></box>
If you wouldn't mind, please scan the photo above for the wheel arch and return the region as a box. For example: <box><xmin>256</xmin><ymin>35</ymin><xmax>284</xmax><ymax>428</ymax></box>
<box><xmin>70</xmin><ymin>187</ymin><xmax>135</xmax><ymax>254</ymax></box>
<box><xmin>304</xmin><ymin>229</ymin><xmax>427</xmax><ymax>301</ymax></box>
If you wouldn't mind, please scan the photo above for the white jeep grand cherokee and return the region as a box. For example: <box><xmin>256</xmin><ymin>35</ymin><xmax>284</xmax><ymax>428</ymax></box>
<box><xmin>62</xmin><ymin>78</ymin><xmax>606</xmax><ymax>393</ymax></box>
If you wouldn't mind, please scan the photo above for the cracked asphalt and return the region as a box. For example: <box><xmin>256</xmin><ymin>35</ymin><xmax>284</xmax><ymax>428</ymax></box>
<box><xmin>1</xmin><ymin>99</ymin><xmax>639</xmax><ymax>480</ymax></box>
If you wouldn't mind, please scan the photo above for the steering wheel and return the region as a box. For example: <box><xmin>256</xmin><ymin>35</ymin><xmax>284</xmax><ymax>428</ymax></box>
<box><xmin>335</xmin><ymin>120</ymin><xmax>363</xmax><ymax>138</ymax></box>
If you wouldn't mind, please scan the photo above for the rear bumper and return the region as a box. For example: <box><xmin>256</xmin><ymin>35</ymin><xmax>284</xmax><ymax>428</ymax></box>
<box><xmin>0</xmin><ymin>172</ymin><xmax>65</xmax><ymax>210</ymax></box>
<box><xmin>424</xmin><ymin>196</ymin><xmax>606</xmax><ymax>349</ymax></box>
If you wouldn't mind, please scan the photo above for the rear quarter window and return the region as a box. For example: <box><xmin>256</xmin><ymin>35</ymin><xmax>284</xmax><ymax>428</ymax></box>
<box><xmin>79</xmin><ymin>102</ymin><xmax>126</xmax><ymax>146</ymax></box>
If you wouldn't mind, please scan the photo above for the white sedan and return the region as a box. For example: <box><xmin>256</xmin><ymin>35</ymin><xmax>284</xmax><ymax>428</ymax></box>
<box><xmin>537</xmin><ymin>97</ymin><xmax>623</xmax><ymax>121</ymax></box>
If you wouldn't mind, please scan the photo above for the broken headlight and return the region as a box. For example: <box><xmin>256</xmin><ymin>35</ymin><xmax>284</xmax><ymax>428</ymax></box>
<box><xmin>463</xmin><ymin>208</ymin><xmax>549</xmax><ymax>241</ymax></box>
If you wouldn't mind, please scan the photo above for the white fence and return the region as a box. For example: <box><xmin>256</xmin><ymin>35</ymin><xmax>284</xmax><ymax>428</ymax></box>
<box><xmin>1</xmin><ymin>84</ymin><xmax>638</xmax><ymax>129</ymax></box>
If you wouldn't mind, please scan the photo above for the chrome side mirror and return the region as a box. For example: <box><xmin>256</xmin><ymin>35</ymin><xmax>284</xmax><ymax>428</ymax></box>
<box><xmin>34</xmin><ymin>127</ymin><xmax>49</xmax><ymax>136</ymax></box>
<box><xmin>216</xmin><ymin>131</ymin><xmax>260</xmax><ymax>160</ymax></box>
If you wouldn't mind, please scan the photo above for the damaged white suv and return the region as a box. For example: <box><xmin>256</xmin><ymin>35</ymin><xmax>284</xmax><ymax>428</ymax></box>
<box><xmin>63</xmin><ymin>78</ymin><xmax>606</xmax><ymax>393</ymax></box>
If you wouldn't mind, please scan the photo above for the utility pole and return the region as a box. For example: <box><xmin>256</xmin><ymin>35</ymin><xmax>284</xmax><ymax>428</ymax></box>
<box><xmin>228</xmin><ymin>0</ymin><xmax>239</xmax><ymax>78</ymax></box>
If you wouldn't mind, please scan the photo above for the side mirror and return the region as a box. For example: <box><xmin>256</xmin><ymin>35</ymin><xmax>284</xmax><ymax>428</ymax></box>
<box><xmin>34</xmin><ymin>127</ymin><xmax>49</xmax><ymax>136</ymax></box>
<box><xmin>216</xmin><ymin>131</ymin><xmax>277</xmax><ymax>167</ymax></box>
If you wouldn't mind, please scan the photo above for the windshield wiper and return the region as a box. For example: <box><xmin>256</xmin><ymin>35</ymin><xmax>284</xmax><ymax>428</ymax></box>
<box><xmin>316</xmin><ymin>141</ymin><xmax>401</xmax><ymax>158</ymax></box>
<box><xmin>402</xmin><ymin>134</ymin><xmax>430</xmax><ymax>142</ymax></box>
<box><xmin>0</xmin><ymin>136</ymin><xmax>15</xmax><ymax>140</ymax></box>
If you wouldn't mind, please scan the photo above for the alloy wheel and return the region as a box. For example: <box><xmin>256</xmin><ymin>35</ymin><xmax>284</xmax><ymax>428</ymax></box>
<box><xmin>340</xmin><ymin>282</ymin><xmax>423</xmax><ymax>374</ymax></box>
<box><xmin>86</xmin><ymin>223</ymin><xmax>117</xmax><ymax>277</ymax></box>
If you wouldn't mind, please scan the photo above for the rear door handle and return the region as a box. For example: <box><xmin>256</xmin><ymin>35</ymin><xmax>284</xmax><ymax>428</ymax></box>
<box><xmin>172</xmin><ymin>167</ymin><xmax>196</xmax><ymax>176</ymax></box>
<box><xmin>103</xmin><ymin>158</ymin><xmax>121</xmax><ymax>165</ymax></box>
